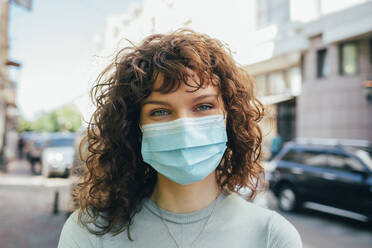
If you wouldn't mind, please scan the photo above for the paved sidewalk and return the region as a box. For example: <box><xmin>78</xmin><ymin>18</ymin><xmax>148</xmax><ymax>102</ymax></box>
<box><xmin>0</xmin><ymin>160</ymin><xmax>72</xmax><ymax>248</ymax></box>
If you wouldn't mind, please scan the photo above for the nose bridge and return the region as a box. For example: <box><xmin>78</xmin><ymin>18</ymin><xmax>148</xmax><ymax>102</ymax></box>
<box><xmin>175</xmin><ymin>108</ymin><xmax>193</xmax><ymax>119</ymax></box>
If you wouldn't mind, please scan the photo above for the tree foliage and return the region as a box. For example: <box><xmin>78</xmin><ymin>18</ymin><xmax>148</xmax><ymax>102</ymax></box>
<box><xmin>19</xmin><ymin>104</ymin><xmax>82</xmax><ymax>132</ymax></box>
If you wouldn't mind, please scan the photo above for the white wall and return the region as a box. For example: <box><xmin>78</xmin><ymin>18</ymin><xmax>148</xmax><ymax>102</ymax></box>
<box><xmin>101</xmin><ymin>0</ymin><xmax>257</xmax><ymax>65</ymax></box>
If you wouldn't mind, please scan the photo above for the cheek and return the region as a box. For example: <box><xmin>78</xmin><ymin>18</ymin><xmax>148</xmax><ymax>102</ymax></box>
<box><xmin>215</xmin><ymin>107</ymin><xmax>225</xmax><ymax>116</ymax></box>
<box><xmin>139</xmin><ymin>112</ymin><xmax>147</xmax><ymax>126</ymax></box>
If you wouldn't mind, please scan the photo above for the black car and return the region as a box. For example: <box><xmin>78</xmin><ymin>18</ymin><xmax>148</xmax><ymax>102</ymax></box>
<box><xmin>268</xmin><ymin>139</ymin><xmax>372</xmax><ymax>222</ymax></box>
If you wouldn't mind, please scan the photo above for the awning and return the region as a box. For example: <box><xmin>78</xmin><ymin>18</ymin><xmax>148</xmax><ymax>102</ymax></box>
<box><xmin>258</xmin><ymin>93</ymin><xmax>295</xmax><ymax>105</ymax></box>
<box><xmin>244</xmin><ymin>52</ymin><xmax>301</xmax><ymax>76</ymax></box>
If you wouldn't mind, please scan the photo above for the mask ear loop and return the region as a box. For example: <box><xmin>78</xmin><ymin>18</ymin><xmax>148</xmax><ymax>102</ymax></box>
<box><xmin>223</xmin><ymin>111</ymin><xmax>230</xmax><ymax>148</ymax></box>
<box><xmin>222</xmin><ymin>109</ymin><xmax>228</xmax><ymax>125</ymax></box>
<box><xmin>138</xmin><ymin>126</ymin><xmax>143</xmax><ymax>143</ymax></box>
<box><xmin>138</xmin><ymin>120</ymin><xmax>144</xmax><ymax>143</ymax></box>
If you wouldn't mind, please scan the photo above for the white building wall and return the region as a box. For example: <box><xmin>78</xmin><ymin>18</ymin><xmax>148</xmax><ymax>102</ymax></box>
<box><xmin>99</xmin><ymin>0</ymin><xmax>372</xmax><ymax>74</ymax></box>
<box><xmin>320</xmin><ymin>0</ymin><xmax>369</xmax><ymax>15</ymax></box>
<box><xmin>100</xmin><ymin>0</ymin><xmax>257</xmax><ymax>65</ymax></box>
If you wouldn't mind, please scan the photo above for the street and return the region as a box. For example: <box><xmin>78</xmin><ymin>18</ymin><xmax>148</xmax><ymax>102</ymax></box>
<box><xmin>0</xmin><ymin>160</ymin><xmax>71</xmax><ymax>248</ymax></box>
<box><xmin>282</xmin><ymin>209</ymin><xmax>372</xmax><ymax>248</ymax></box>
<box><xmin>0</xmin><ymin>160</ymin><xmax>371</xmax><ymax>248</ymax></box>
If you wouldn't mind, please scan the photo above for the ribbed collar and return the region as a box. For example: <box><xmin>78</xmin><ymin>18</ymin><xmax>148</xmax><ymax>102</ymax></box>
<box><xmin>143</xmin><ymin>192</ymin><xmax>227</xmax><ymax>224</ymax></box>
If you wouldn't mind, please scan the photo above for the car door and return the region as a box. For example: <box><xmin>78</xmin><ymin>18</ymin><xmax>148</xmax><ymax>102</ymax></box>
<box><xmin>276</xmin><ymin>148</ymin><xmax>333</xmax><ymax>203</ymax></box>
<box><xmin>295</xmin><ymin>149</ymin><xmax>338</xmax><ymax>205</ymax></box>
<box><xmin>324</xmin><ymin>151</ymin><xmax>372</xmax><ymax>215</ymax></box>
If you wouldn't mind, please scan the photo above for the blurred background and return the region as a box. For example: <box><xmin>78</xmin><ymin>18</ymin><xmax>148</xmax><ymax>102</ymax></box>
<box><xmin>0</xmin><ymin>0</ymin><xmax>371</xmax><ymax>247</ymax></box>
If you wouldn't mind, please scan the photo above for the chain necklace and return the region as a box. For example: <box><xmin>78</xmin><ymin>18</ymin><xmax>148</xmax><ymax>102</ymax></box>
<box><xmin>154</xmin><ymin>195</ymin><xmax>219</xmax><ymax>248</ymax></box>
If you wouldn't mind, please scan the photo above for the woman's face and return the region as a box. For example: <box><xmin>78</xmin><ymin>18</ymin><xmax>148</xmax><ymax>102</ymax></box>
<box><xmin>140</xmin><ymin>73</ymin><xmax>225</xmax><ymax>125</ymax></box>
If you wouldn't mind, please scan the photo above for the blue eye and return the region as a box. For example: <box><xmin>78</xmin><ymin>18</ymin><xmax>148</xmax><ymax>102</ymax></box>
<box><xmin>150</xmin><ymin>109</ymin><xmax>170</xmax><ymax>117</ymax></box>
<box><xmin>196</xmin><ymin>105</ymin><xmax>213</xmax><ymax>111</ymax></box>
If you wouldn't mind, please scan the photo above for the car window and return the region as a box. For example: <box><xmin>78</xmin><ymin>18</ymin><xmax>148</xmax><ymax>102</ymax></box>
<box><xmin>35</xmin><ymin>139</ymin><xmax>46</xmax><ymax>148</ymax></box>
<box><xmin>282</xmin><ymin>149</ymin><xmax>328</xmax><ymax>167</ymax></box>
<box><xmin>355</xmin><ymin>149</ymin><xmax>372</xmax><ymax>171</ymax></box>
<box><xmin>327</xmin><ymin>153</ymin><xmax>365</xmax><ymax>173</ymax></box>
<box><xmin>302</xmin><ymin>151</ymin><xmax>328</xmax><ymax>167</ymax></box>
<box><xmin>345</xmin><ymin>147</ymin><xmax>372</xmax><ymax>171</ymax></box>
<box><xmin>47</xmin><ymin>138</ymin><xmax>75</xmax><ymax>147</ymax></box>
<box><xmin>281</xmin><ymin>149</ymin><xmax>299</xmax><ymax>163</ymax></box>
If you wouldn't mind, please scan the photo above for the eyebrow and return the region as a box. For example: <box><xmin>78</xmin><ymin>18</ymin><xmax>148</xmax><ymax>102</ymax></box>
<box><xmin>142</xmin><ymin>100</ymin><xmax>171</xmax><ymax>106</ymax></box>
<box><xmin>192</xmin><ymin>94</ymin><xmax>218</xmax><ymax>102</ymax></box>
<box><xmin>142</xmin><ymin>94</ymin><xmax>218</xmax><ymax>106</ymax></box>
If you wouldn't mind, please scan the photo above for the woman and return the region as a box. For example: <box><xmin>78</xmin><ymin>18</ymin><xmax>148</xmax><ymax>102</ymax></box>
<box><xmin>58</xmin><ymin>29</ymin><xmax>302</xmax><ymax>248</ymax></box>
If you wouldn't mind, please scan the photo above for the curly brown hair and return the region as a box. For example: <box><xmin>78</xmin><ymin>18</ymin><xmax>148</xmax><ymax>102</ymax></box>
<box><xmin>77</xmin><ymin>29</ymin><xmax>265</xmax><ymax>238</ymax></box>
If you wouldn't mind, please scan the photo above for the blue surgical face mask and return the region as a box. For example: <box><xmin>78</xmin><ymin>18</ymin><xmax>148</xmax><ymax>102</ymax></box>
<box><xmin>141</xmin><ymin>114</ymin><xmax>228</xmax><ymax>185</ymax></box>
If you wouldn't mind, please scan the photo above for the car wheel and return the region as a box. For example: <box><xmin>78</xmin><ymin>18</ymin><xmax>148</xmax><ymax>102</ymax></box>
<box><xmin>277</xmin><ymin>185</ymin><xmax>299</xmax><ymax>212</ymax></box>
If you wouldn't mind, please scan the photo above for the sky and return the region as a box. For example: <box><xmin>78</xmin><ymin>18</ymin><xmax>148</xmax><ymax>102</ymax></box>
<box><xmin>9</xmin><ymin>0</ymin><xmax>139</xmax><ymax>121</ymax></box>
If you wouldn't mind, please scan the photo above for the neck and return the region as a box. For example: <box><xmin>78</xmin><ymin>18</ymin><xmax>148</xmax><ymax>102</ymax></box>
<box><xmin>151</xmin><ymin>172</ymin><xmax>220</xmax><ymax>213</ymax></box>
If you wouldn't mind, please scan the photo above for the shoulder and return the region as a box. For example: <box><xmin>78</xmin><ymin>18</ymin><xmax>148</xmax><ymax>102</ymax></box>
<box><xmin>58</xmin><ymin>210</ymin><xmax>100</xmax><ymax>248</ymax></box>
<box><xmin>219</xmin><ymin>192</ymin><xmax>302</xmax><ymax>248</ymax></box>
<box><xmin>266</xmin><ymin>211</ymin><xmax>302</xmax><ymax>248</ymax></box>
<box><xmin>218</xmin><ymin>192</ymin><xmax>273</xmax><ymax>221</ymax></box>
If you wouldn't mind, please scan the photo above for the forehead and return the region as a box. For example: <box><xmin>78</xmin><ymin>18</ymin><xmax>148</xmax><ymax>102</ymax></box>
<box><xmin>150</xmin><ymin>72</ymin><xmax>220</xmax><ymax>97</ymax></box>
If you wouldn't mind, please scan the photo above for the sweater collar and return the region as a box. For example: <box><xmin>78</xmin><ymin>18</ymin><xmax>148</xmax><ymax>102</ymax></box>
<box><xmin>143</xmin><ymin>191</ymin><xmax>227</xmax><ymax>224</ymax></box>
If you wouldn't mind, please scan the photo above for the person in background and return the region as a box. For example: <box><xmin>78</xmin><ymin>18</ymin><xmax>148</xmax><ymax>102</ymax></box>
<box><xmin>58</xmin><ymin>29</ymin><xmax>302</xmax><ymax>248</ymax></box>
<box><xmin>25</xmin><ymin>139</ymin><xmax>40</xmax><ymax>174</ymax></box>
<box><xmin>269</xmin><ymin>134</ymin><xmax>283</xmax><ymax>161</ymax></box>
<box><xmin>17</xmin><ymin>134</ymin><xmax>25</xmax><ymax>159</ymax></box>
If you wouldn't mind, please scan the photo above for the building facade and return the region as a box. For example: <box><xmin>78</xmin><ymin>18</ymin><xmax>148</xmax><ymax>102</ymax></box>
<box><xmin>245</xmin><ymin>0</ymin><xmax>372</xmax><ymax>144</ymax></box>
<box><xmin>0</xmin><ymin>0</ymin><xmax>10</xmax><ymax>168</ymax></box>
<box><xmin>299</xmin><ymin>4</ymin><xmax>372</xmax><ymax>140</ymax></box>
<box><xmin>0</xmin><ymin>0</ymin><xmax>21</xmax><ymax>168</ymax></box>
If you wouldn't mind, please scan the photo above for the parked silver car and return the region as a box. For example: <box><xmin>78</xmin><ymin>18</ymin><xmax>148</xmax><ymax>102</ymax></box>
<box><xmin>41</xmin><ymin>133</ymin><xmax>76</xmax><ymax>178</ymax></box>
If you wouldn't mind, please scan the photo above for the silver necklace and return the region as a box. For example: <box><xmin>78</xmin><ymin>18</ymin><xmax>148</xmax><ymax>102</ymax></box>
<box><xmin>154</xmin><ymin>195</ymin><xmax>219</xmax><ymax>248</ymax></box>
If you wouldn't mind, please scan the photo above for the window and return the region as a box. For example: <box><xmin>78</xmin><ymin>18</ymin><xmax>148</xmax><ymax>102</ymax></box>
<box><xmin>327</xmin><ymin>153</ymin><xmax>365</xmax><ymax>173</ymax></box>
<box><xmin>282</xmin><ymin>149</ymin><xmax>299</xmax><ymax>163</ymax></box>
<box><xmin>287</xmin><ymin>67</ymin><xmax>301</xmax><ymax>96</ymax></box>
<box><xmin>282</xmin><ymin>149</ymin><xmax>366</xmax><ymax>173</ymax></box>
<box><xmin>268</xmin><ymin>71</ymin><xmax>287</xmax><ymax>95</ymax></box>
<box><xmin>255</xmin><ymin>75</ymin><xmax>267</xmax><ymax>97</ymax></box>
<box><xmin>268</xmin><ymin>0</ymin><xmax>290</xmax><ymax>24</ymax></box>
<box><xmin>255</xmin><ymin>69</ymin><xmax>297</xmax><ymax>97</ymax></box>
<box><xmin>48</xmin><ymin>138</ymin><xmax>75</xmax><ymax>148</ymax></box>
<box><xmin>256</xmin><ymin>0</ymin><xmax>289</xmax><ymax>29</ymax></box>
<box><xmin>282</xmin><ymin>150</ymin><xmax>327</xmax><ymax>167</ymax></box>
<box><xmin>301</xmin><ymin>151</ymin><xmax>328</xmax><ymax>167</ymax></box>
<box><xmin>340</xmin><ymin>42</ymin><xmax>358</xmax><ymax>76</ymax></box>
<box><xmin>282</xmin><ymin>149</ymin><xmax>328</xmax><ymax>167</ymax></box>
<box><xmin>317</xmin><ymin>49</ymin><xmax>329</xmax><ymax>78</ymax></box>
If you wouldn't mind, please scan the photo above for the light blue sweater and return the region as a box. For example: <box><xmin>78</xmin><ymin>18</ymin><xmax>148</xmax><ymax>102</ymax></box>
<box><xmin>58</xmin><ymin>192</ymin><xmax>302</xmax><ymax>247</ymax></box>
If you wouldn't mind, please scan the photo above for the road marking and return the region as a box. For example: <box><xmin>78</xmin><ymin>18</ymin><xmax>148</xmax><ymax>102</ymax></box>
<box><xmin>304</xmin><ymin>202</ymin><xmax>369</xmax><ymax>222</ymax></box>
